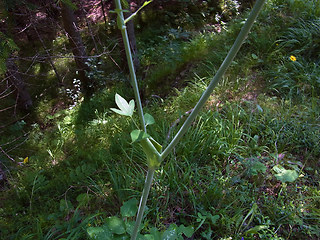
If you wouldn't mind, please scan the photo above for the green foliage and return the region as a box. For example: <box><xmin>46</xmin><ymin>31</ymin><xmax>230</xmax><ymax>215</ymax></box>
<box><xmin>272</xmin><ymin>165</ymin><xmax>299</xmax><ymax>183</ymax></box>
<box><xmin>1</xmin><ymin>0</ymin><xmax>320</xmax><ymax>239</ymax></box>
<box><xmin>110</xmin><ymin>93</ymin><xmax>135</xmax><ymax>117</ymax></box>
<box><xmin>86</xmin><ymin>198</ymin><xmax>194</xmax><ymax>240</ymax></box>
<box><xmin>0</xmin><ymin>32</ymin><xmax>18</xmax><ymax>74</ymax></box>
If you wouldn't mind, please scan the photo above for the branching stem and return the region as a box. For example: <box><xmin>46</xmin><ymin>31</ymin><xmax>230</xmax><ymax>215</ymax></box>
<box><xmin>114</xmin><ymin>0</ymin><xmax>266</xmax><ymax>239</ymax></box>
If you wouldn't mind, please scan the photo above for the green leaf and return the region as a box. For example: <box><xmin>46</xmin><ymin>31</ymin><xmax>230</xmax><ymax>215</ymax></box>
<box><xmin>208</xmin><ymin>214</ymin><xmax>220</xmax><ymax>225</ymax></box>
<box><xmin>142</xmin><ymin>0</ymin><xmax>153</xmax><ymax>7</ymax></box>
<box><xmin>76</xmin><ymin>193</ymin><xmax>90</xmax><ymax>206</ymax></box>
<box><xmin>114</xmin><ymin>235</ymin><xmax>130</xmax><ymax>240</ymax></box>
<box><xmin>59</xmin><ymin>199</ymin><xmax>73</xmax><ymax>212</ymax></box>
<box><xmin>144</xmin><ymin>227</ymin><xmax>162</xmax><ymax>240</ymax></box>
<box><xmin>106</xmin><ymin>216</ymin><xmax>126</xmax><ymax>235</ymax></box>
<box><xmin>178</xmin><ymin>225</ymin><xmax>194</xmax><ymax>238</ymax></box>
<box><xmin>124</xmin><ymin>1</ymin><xmax>153</xmax><ymax>24</ymax></box>
<box><xmin>144</xmin><ymin>113</ymin><xmax>155</xmax><ymax>126</ymax></box>
<box><xmin>131</xmin><ymin>130</ymin><xmax>150</xmax><ymax>143</ymax></box>
<box><xmin>110</xmin><ymin>108</ymin><xmax>128</xmax><ymax>116</ymax></box>
<box><xmin>275</xmin><ymin>170</ymin><xmax>299</xmax><ymax>183</ymax></box>
<box><xmin>162</xmin><ymin>224</ymin><xmax>178</xmax><ymax>240</ymax></box>
<box><xmin>273</xmin><ymin>165</ymin><xmax>299</xmax><ymax>183</ymax></box>
<box><xmin>125</xmin><ymin>220</ymin><xmax>135</xmax><ymax>235</ymax></box>
<box><xmin>251</xmin><ymin>53</ymin><xmax>258</xmax><ymax>59</ymax></box>
<box><xmin>121</xmin><ymin>198</ymin><xmax>138</xmax><ymax>217</ymax></box>
<box><xmin>245</xmin><ymin>225</ymin><xmax>268</xmax><ymax>234</ymax></box>
<box><xmin>129</xmin><ymin>100</ymin><xmax>135</xmax><ymax>114</ymax></box>
<box><xmin>87</xmin><ymin>225</ymin><xmax>113</xmax><ymax>240</ymax></box>
<box><xmin>111</xmin><ymin>93</ymin><xmax>134</xmax><ymax>117</ymax></box>
<box><xmin>250</xmin><ymin>161</ymin><xmax>267</xmax><ymax>176</ymax></box>
<box><xmin>115</xmin><ymin>93</ymin><xmax>131</xmax><ymax>113</ymax></box>
<box><xmin>0</xmin><ymin>61</ymin><xmax>6</xmax><ymax>75</ymax></box>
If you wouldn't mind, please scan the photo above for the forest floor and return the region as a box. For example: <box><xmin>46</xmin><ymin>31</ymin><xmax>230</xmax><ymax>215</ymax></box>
<box><xmin>1</xmin><ymin>1</ymin><xmax>320</xmax><ymax>240</ymax></box>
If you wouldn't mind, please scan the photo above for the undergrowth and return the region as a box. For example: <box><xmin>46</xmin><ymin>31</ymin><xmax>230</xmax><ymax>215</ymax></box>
<box><xmin>1</xmin><ymin>0</ymin><xmax>319</xmax><ymax>239</ymax></box>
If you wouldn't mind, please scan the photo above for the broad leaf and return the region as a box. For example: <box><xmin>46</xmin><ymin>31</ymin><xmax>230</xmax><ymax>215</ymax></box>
<box><xmin>121</xmin><ymin>198</ymin><xmax>138</xmax><ymax>217</ymax></box>
<box><xmin>162</xmin><ymin>224</ymin><xmax>178</xmax><ymax>240</ymax></box>
<box><xmin>113</xmin><ymin>235</ymin><xmax>130</xmax><ymax>240</ymax></box>
<box><xmin>144</xmin><ymin>113</ymin><xmax>155</xmax><ymax>126</ymax></box>
<box><xmin>76</xmin><ymin>193</ymin><xmax>90</xmax><ymax>206</ymax></box>
<box><xmin>106</xmin><ymin>216</ymin><xmax>126</xmax><ymax>235</ymax></box>
<box><xmin>144</xmin><ymin>227</ymin><xmax>162</xmax><ymax>240</ymax></box>
<box><xmin>110</xmin><ymin>107</ymin><xmax>128</xmax><ymax>116</ymax></box>
<box><xmin>275</xmin><ymin>169</ymin><xmax>299</xmax><ymax>183</ymax></box>
<box><xmin>256</xmin><ymin>104</ymin><xmax>263</xmax><ymax>113</ymax></box>
<box><xmin>87</xmin><ymin>225</ymin><xmax>113</xmax><ymax>239</ymax></box>
<box><xmin>60</xmin><ymin>199</ymin><xmax>73</xmax><ymax>212</ymax></box>
<box><xmin>125</xmin><ymin>220</ymin><xmax>135</xmax><ymax>236</ymax></box>
<box><xmin>273</xmin><ymin>165</ymin><xmax>299</xmax><ymax>183</ymax></box>
<box><xmin>115</xmin><ymin>93</ymin><xmax>130</xmax><ymax>112</ymax></box>
<box><xmin>131</xmin><ymin>130</ymin><xmax>150</xmax><ymax>143</ymax></box>
<box><xmin>129</xmin><ymin>100</ymin><xmax>135</xmax><ymax>115</ymax></box>
<box><xmin>178</xmin><ymin>225</ymin><xmax>194</xmax><ymax>238</ymax></box>
<box><xmin>111</xmin><ymin>93</ymin><xmax>134</xmax><ymax>117</ymax></box>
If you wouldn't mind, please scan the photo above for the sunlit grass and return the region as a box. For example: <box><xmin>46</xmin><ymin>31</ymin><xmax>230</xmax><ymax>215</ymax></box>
<box><xmin>1</xmin><ymin>0</ymin><xmax>320</xmax><ymax>239</ymax></box>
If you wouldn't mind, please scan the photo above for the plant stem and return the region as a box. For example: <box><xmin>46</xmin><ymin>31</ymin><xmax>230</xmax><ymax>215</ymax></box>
<box><xmin>114</xmin><ymin>0</ymin><xmax>146</xmax><ymax>132</ymax></box>
<box><xmin>131</xmin><ymin>168</ymin><xmax>155</xmax><ymax>240</ymax></box>
<box><xmin>115</xmin><ymin>0</ymin><xmax>266</xmax><ymax>239</ymax></box>
<box><xmin>161</xmin><ymin>0</ymin><xmax>266</xmax><ymax>160</ymax></box>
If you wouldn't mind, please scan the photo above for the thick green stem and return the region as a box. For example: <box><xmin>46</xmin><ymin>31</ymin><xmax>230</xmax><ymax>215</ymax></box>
<box><xmin>161</xmin><ymin>0</ymin><xmax>266</xmax><ymax>160</ymax></box>
<box><xmin>114</xmin><ymin>0</ymin><xmax>146</xmax><ymax>132</ymax></box>
<box><xmin>131</xmin><ymin>169</ymin><xmax>155</xmax><ymax>240</ymax></box>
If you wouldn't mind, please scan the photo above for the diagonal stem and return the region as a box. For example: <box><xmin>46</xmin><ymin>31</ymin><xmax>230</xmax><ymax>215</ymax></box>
<box><xmin>160</xmin><ymin>0</ymin><xmax>266</xmax><ymax>160</ymax></box>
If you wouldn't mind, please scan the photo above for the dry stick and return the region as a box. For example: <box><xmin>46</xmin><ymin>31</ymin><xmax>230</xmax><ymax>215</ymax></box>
<box><xmin>6</xmin><ymin>134</ymin><xmax>29</xmax><ymax>154</ymax></box>
<box><xmin>0</xmin><ymin>133</ymin><xmax>29</xmax><ymax>147</ymax></box>
<box><xmin>32</xmin><ymin>24</ymin><xmax>61</xmax><ymax>82</ymax></box>
<box><xmin>0</xmin><ymin>76</ymin><xmax>11</xmax><ymax>84</ymax></box>
<box><xmin>0</xmin><ymin>146</ymin><xmax>15</xmax><ymax>162</ymax></box>
<box><xmin>85</xmin><ymin>17</ymin><xmax>99</xmax><ymax>52</ymax></box>
<box><xmin>0</xmin><ymin>105</ymin><xmax>16</xmax><ymax>112</ymax></box>
<box><xmin>100</xmin><ymin>0</ymin><xmax>108</xmax><ymax>28</ymax></box>
<box><xmin>0</xmin><ymin>88</ymin><xmax>16</xmax><ymax>99</ymax></box>
<box><xmin>166</xmin><ymin>108</ymin><xmax>194</xmax><ymax>143</ymax></box>
<box><xmin>0</xmin><ymin>114</ymin><xmax>29</xmax><ymax>129</ymax></box>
